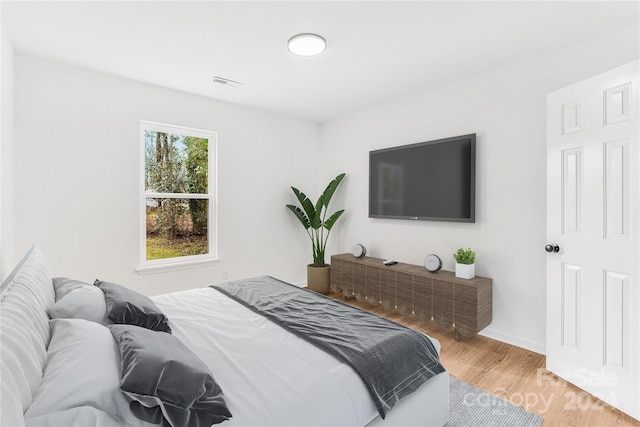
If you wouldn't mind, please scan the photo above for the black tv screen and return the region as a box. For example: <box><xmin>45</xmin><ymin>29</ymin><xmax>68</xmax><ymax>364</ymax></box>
<box><xmin>369</xmin><ymin>134</ymin><xmax>476</xmax><ymax>222</ymax></box>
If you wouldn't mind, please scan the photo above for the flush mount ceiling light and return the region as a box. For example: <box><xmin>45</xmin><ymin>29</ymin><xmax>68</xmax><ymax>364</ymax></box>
<box><xmin>287</xmin><ymin>33</ymin><xmax>326</xmax><ymax>57</ymax></box>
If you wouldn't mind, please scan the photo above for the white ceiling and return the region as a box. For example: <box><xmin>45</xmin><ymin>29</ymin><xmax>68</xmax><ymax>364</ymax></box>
<box><xmin>3</xmin><ymin>1</ymin><xmax>639</xmax><ymax>123</ymax></box>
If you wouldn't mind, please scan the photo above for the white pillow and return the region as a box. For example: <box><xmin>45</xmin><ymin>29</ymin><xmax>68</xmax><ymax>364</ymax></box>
<box><xmin>47</xmin><ymin>285</ymin><xmax>109</xmax><ymax>325</ymax></box>
<box><xmin>24</xmin><ymin>319</ymin><xmax>155</xmax><ymax>427</ymax></box>
<box><xmin>25</xmin><ymin>407</ymin><xmax>124</xmax><ymax>427</ymax></box>
<box><xmin>52</xmin><ymin>277</ymin><xmax>92</xmax><ymax>300</ymax></box>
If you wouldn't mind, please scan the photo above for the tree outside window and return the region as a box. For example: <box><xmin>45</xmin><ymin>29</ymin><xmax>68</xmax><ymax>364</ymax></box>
<box><xmin>140</xmin><ymin>122</ymin><xmax>217</xmax><ymax>269</ymax></box>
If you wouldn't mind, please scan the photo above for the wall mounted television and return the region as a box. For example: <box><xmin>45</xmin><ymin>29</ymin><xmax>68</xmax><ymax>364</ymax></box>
<box><xmin>369</xmin><ymin>134</ymin><xmax>476</xmax><ymax>223</ymax></box>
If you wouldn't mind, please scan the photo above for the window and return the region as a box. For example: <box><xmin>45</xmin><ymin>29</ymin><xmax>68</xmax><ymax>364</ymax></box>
<box><xmin>137</xmin><ymin>121</ymin><xmax>217</xmax><ymax>273</ymax></box>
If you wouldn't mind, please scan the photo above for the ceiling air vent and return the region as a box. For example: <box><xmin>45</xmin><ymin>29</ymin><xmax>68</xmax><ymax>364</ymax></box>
<box><xmin>211</xmin><ymin>76</ymin><xmax>243</xmax><ymax>89</ymax></box>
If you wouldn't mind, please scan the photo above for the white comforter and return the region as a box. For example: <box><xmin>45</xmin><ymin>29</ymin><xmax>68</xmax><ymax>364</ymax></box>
<box><xmin>153</xmin><ymin>287</ymin><xmax>382</xmax><ymax>426</ymax></box>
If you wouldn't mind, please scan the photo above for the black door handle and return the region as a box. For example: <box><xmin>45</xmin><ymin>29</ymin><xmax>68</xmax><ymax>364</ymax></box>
<box><xmin>545</xmin><ymin>244</ymin><xmax>560</xmax><ymax>253</ymax></box>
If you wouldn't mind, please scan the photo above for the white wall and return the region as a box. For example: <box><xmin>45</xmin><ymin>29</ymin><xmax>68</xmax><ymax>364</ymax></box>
<box><xmin>13</xmin><ymin>55</ymin><xmax>320</xmax><ymax>295</ymax></box>
<box><xmin>0</xmin><ymin>21</ymin><xmax>16</xmax><ymax>280</ymax></box>
<box><xmin>320</xmin><ymin>26</ymin><xmax>640</xmax><ymax>354</ymax></box>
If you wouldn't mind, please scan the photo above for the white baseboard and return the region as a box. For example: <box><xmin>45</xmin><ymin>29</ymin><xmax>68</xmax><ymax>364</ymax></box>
<box><xmin>479</xmin><ymin>328</ymin><xmax>546</xmax><ymax>356</ymax></box>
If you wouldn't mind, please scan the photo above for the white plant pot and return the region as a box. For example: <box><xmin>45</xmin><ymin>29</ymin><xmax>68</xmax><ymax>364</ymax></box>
<box><xmin>455</xmin><ymin>263</ymin><xmax>475</xmax><ymax>279</ymax></box>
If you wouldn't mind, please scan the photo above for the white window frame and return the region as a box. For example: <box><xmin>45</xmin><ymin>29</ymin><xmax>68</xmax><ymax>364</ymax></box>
<box><xmin>136</xmin><ymin>121</ymin><xmax>218</xmax><ymax>275</ymax></box>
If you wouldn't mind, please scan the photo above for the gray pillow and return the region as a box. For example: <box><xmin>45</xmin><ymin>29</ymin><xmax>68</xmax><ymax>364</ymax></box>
<box><xmin>109</xmin><ymin>324</ymin><xmax>232</xmax><ymax>427</ymax></box>
<box><xmin>47</xmin><ymin>285</ymin><xmax>109</xmax><ymax>325</ymax></box>
<box><xmin>94</xmin><ymin>280</ymin><xmax>171</xmax><ymax>333</ymax></box>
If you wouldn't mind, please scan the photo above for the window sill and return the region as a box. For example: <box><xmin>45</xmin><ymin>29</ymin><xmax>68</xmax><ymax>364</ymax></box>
<box><xmin>135</xmin><ymin>257</ymin><xmax>220</xmax><ymax>275</ymax></box>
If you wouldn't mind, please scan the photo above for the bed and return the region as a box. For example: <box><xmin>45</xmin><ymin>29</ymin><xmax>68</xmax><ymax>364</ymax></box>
<box><xmin>0</xmin><ymin>246</ymin><xmax>449</xmax><ymax>427</ymax></box>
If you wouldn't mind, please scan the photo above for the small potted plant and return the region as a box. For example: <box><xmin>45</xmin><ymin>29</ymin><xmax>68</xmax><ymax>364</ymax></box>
<box><xmin>453</xmin><ymin>247</ymin><xmax>476</xmax><ymax>279</ymax></box>
<box><xmin>286</xmin><ymin>173</ymin><xmax>346</xmax><ymax>294</ymax></box>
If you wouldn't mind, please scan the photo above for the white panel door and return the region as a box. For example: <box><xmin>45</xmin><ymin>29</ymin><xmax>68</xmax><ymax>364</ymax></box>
<box><xmin>546</xmin><ymin>60</ymin><xmax>639</xmax><ymax>421</ymax></box>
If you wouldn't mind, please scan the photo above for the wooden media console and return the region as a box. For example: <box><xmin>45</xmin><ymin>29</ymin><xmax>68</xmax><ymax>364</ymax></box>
<box><xmin>330</xmin><ymin>253</ymin><xmax>492</xmax><ymax>339</ymax></box>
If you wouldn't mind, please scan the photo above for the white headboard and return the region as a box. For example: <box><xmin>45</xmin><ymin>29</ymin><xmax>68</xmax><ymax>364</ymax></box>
<box><xmin>0</xmin><ymin>246</ymin><xmax>55</xmax><ymax>426</ymax></box>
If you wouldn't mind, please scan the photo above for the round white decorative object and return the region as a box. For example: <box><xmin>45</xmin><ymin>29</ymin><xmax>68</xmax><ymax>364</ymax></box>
<box><xmin>424</xmin><ymin>254</ymin><xmax>442</xmax><ymax>272</ymax></box>
<box><xmin>352</xmin><ymin>244</ymin><xmax>366</xmax><ymax>258</ymax></box>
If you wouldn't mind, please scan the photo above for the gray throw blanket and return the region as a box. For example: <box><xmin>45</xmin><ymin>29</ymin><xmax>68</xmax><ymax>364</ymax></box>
<box><xmin>212</xmin><ymin>276</ymin><xmax>446</xmax><ymax>419</ymax></box>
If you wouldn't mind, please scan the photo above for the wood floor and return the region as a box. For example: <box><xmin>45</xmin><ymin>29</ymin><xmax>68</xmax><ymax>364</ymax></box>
<box><xmin>327</xmin><ymin>291</ymin><xmax>640</xmax><ymax>427</ymax></box>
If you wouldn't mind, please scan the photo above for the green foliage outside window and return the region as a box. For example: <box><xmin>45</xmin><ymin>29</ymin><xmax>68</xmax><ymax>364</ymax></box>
<box><xmin>144</xmin><ymin>131</ymin><xmax>209</xmax><ymax>260</ymax></box>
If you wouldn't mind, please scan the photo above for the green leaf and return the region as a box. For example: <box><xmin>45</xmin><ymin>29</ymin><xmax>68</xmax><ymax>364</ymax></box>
<box><xmin>321</xmin><ymin>173</ymin><xmax>346</xmax><ymax>208</ymax></box>
<box><xmin>286</xmin><ymin>205</ymin><xmax>311</xmax><ymax>229</ymax></box>
<box><xmin>453</xmin><ymin>247</ymin><xmax>476</xmax><ymax>264</ymax></box>
<box><xmin>292</xmin><ymin>187</ymin><xmax>318</xmax><ymax>226</ymax></box>
<box><xmin>314</xmin><ymin>195</ymin><xmax>325</xmax><ymax>222</ymax></box>
<box><xmin>323</xmin><ymin>209</ymin><xmax>344</xmax><ymax>230</ymax></box>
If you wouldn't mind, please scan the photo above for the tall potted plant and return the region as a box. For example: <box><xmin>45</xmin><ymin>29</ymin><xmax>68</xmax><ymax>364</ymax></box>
<box><xmin>286</xmin><ymin>173</ymin><xmax>346</xmax><ymax>294</ymax></box>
